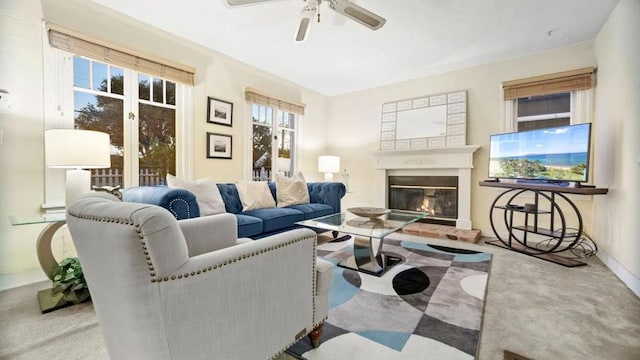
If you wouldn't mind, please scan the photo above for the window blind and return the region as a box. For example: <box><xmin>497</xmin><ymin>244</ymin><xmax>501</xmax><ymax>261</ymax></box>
<box><xmin>503</xmin><ymin>67</ymin><xmax>596</xmax><ymax>100</ymax></box>
<box><xmin>245</xmin><ymin>87</ymin><xmax>305</xmax><ymax>115</ymax></box>
<box><xmin>47</xmin><ymin>24</ymin><xmax>195</xmax><ymax>86</ymax></box>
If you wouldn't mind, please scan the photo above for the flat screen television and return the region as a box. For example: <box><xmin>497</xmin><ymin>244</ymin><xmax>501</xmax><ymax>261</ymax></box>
<box><xmin>488</xmin><ymin>123</ymin><xmax>591</xmax><ymax>183</ymax></box>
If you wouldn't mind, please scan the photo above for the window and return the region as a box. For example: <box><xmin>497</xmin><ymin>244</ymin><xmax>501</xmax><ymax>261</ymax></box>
<box><xmin>43</xmin><ymin>26</ymin><xmax>194</xmax><ymax>209</ymax></box>
<box><xmin>516</xmin><ymin>93</ymin><xmax>570</xmax><ymax>132</ymax></box>
<box><xmin>251</xmin><ymin>104</ymin><xmax>297</xmax><ymax>181</ymax></box>
<box><xmin>501</xmin><ymin>67</ymin><xmax>596</xmax><ymax>133</ymax></box>
<box><xmin>245</xmin><ymin>88</ymin><xmax>305</xmax><ymax>181</ymax></box>
<box><xmin>72</xmin><ymin>55</ymin><xmax>176</xmax><ymax>187</ymax></box>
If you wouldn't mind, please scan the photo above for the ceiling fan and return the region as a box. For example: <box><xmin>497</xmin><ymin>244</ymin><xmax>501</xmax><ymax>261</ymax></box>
<box><xmin>226</xmin><ymin>0</ymin><xmax>386</xmax><ymax>42</ymax></box>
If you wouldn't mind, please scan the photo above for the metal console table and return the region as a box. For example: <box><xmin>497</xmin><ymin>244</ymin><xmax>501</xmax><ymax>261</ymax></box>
<box><xmin>479</xmin><ymin>181</ymin><xmax>608</xmax><ymax>267</ymax></box>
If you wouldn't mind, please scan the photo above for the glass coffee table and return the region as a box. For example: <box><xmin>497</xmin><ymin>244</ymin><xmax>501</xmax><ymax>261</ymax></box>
<box><xmin>296</xmin><ymin>210</ymin><xmax>428</xmax><ymax>276</ymax></box>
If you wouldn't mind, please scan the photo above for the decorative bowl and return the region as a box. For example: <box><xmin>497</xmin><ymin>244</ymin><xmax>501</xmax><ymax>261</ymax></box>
<box><xmin>347</xmin><ymin>207</ymin><xmax>391</xmax><ymax>219</ymax></box>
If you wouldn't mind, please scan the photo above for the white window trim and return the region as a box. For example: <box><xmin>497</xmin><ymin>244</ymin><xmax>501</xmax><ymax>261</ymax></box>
<box><xmin>176</xmin><ymin>86</ymin><xmax>194</xmax><ymax>180</ymax></box>
<box><xmin>243</xmin><ymin>100</ymin><xmax>253</xmax><ymax>181</ymax></box>
<box><xmin>42</xmin><ymin>42</ymin><xmax>73</xmax><ymax>210</ymax></box>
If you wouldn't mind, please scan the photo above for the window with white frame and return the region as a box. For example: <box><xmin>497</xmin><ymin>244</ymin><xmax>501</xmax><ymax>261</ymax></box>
<box><xmin>251</xmin><ymin>104</ymin><xmax>297</xmax><ymax>181</ymax></box>
<box><xmin>43</xmin><ymin>26</ymin><xmax>194</xmax><ymax>209</ymax></box>
<box><xmin>72</xmin><ymin>56</ymin><xmax>178</xmax><ymax>188</ymax></box>
<box><xmin>501</xmin><ymin>67</ymin><xmax>596</xmax><ymax>133</ymax></box>
<box><xmin>245</xmin><ymin>88</ymin><xmax>305</xmax><ymax>181</ymax></box>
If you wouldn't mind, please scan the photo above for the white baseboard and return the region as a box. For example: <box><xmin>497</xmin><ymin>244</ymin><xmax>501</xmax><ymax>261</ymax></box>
<box><xmin>0</xmin><ymin>268</ymin><xmax>48</xmax><ymax>291</ymax></box>
<box><xmin>597</xmin><ymin>249</ymin><xmax>640</xmax><ymax>297</ymax></box>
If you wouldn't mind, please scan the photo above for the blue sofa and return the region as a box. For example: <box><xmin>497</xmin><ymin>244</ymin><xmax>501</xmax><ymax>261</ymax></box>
<box><xmin>122</xmin><ymin>182</ymin><xmax>346</xmax><ymax>239</ymax></box>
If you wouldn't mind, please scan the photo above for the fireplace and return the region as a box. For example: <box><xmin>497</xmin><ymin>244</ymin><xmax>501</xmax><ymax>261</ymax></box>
<box><xmin>388</xmin><ymin>176</ymin><xmax>458</xmax><ymax>226</ymax></box>
<box><xmin>374</xmin><ymin>146</ymin><xmax>479</xmax><ymax>230</ymax></box>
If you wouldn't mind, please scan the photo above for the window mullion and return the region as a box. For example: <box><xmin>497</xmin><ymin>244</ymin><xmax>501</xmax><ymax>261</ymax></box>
<box><xmin>123</xmin><ymin>69</ymin><xmax>139</xmax><ymax>187</ymax></box>
<box><xmin>107</xmin><ymin>66</ymin><xmax>111</xmax><ymax>94</ymax></box>
<box><xmin>272</xmin><ymin>108</ymin><xmax>279</xmax><ymax>180</ymax></box>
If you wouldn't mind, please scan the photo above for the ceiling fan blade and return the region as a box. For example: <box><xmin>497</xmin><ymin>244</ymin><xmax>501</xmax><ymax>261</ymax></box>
<box><xmin>226</xmin><ymin>0</ymin><xmax>277</xmax><ymax>6</ymax></box>
<box><xmin>294</xmin><ymin>3</ymin><xmax>318</xmax><ymax>42</ymax></box>
<box><xmin>330</xmin><ymin>0</ymin><xmax>386</xmax><ymax>30</ymax></box>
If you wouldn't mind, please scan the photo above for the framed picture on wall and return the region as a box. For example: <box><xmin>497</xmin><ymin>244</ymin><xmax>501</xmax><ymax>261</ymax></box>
<box><xmin>207</xmin><ymin>97</ymin><xmax>233</xmax><ymax>126</ymax></box>
<box><xmin>207</xmin><ymin>132</ymin><xmax>232</xmax><ymax>159</ymax></box>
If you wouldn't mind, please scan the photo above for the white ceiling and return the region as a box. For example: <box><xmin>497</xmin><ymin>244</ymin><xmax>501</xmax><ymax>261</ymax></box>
<box><xmin>91</xmin><ymin>0</ymin><xmax>618</xmax><ymax>96</ymax></box>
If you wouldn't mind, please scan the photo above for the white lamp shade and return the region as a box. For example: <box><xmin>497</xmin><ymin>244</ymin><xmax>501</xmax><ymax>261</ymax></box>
<box><xmin>318</xmin><ymin>155</ymin><xmax>340</xmax><ymax>173</ymax></box>
<box><xmin>45</xmin><ymin>129</ymin><xmax>111</xmax><ymax>169</ymax></box>
<box><xmin>276</xmin><ymin>157</ymin><xmax>292</xmax><ymax>173</ymax></box>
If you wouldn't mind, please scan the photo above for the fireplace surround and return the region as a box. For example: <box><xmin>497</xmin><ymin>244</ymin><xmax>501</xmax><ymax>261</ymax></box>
<box><xmin>374</xmin><ymin>146</ymin><xmax>480</xmax><ymax>230</ymax></box>
<box><xmin>388</xmin><ymin>175</ymin><xmax>458</xmax><ymax>226</ymax></box>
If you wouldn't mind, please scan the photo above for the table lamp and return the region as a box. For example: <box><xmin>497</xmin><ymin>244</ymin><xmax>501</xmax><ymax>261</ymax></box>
<box><xmin>45</xmin><ymin>129</ymin><xmax>111</xmax><ymax>208</ymax></box>
<box><xmin>318</xmin><ymin>155</ymin><xmax>340</xmax><ymax>182</ymax></box>
<box><xmin>276</xmin><ymin>157</ymin><xmax>292</xmax><ymax>174</ymax></box>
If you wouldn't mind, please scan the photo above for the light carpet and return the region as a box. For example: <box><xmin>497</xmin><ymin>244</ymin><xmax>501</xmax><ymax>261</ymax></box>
<box><xmin>289</xmin><ymin>237</ymin><xmax>492</xmax><ymax>359</ymax></box>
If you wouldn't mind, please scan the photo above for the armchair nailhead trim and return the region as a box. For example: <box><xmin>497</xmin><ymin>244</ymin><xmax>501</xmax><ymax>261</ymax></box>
<box><xmin>312</xmin><ymin>240</ymin><xmax>318</xmax><ymax>330</ymax></box>
<box><xmin>154</xmin><ymin>235</ymin><xmax>317</xmax><ymax>283</ymax></box>
<box><xmin>271</xmin><ymin>237</ymin><xmax>321</xmax><ymax>360</ymax></box>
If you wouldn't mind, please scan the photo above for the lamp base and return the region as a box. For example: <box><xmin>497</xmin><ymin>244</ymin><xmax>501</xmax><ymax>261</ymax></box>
<box><xmin>324</xmin><ymin>173</ymin><xmax>334</xmax><ymax>182</ymax></box>
<box><xmin>66</xmin><ymin>169</ymin><xmax>91</xmax><ymax>208</ymax></box>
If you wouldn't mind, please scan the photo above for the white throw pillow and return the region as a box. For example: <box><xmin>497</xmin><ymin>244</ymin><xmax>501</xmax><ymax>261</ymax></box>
<box><xmin>166</xmin><ymin>175</ymin><xmax>226</xmax><ymax>216</ymax></box>
<box><xmin>235</xmin><ymin>181</ymin><xmax>276</xmax><ymax>211</ymax></box>
<box><xmin>275</xmin><ymin>172</ymin><xmax>310</xmax><ymax>208</ymax></box>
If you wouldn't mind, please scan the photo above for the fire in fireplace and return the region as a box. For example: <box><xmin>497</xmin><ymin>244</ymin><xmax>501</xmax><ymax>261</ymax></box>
<box><xmin>388</xmin><ymin>176</ymin><xmax>458</xmax><ymax>226</ymax></box>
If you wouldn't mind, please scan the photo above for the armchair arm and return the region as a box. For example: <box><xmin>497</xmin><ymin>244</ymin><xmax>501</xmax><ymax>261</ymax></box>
<box><xmin>122</xmin><ymin>186</ymin><xmax>200</xmax><ymax>220</ymax></box>
<box><xmin>307</xmin><ymin>182</ymin><xmax>346</xmax><ymax>213</ymax></box>
<box><xmin>178</xmin><ymin>213</ymin><xmax>238</xmax><ymax>257</ymax></box>
<box><xmin>158</xmin><ymin>228</ymin><xmax>318</xmax><ymax>359</ymax></box>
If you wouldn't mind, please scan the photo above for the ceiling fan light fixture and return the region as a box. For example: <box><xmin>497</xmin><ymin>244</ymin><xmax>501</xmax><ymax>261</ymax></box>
<box><xmin>227</xmin><ymin>0</ymin><xmax>387</xmax><ymax>42</ymax></box>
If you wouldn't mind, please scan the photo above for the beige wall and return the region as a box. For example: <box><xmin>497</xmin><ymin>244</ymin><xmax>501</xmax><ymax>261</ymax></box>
<box><xmin>0</xmin><ymin>0</ymin><xmax>329</xmax><ymax>283</ymax></box>
<box><xmin>0</xmin><ymin>0</ymin><xmax>50</xmax><ymax>280</ymax></box>
<box><xmin>328</xmin><ymin>43</ymin><xmax>598</xmax><ymax>236</ymax></box>
<box><xmin>593</xmin><ymin>0</ymin><xmax>640</xmax><ymax>283</ymax></box>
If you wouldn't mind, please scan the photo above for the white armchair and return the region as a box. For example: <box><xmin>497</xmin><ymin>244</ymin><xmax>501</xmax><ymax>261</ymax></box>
<box><xmin>66</xmin><ymin>193</ymin><xmax>334</xmax><ymax>360</ymax></box>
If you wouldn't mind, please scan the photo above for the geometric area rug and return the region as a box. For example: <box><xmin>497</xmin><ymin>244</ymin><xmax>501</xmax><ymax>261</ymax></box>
<box><xmin>288</xmin><ymin>237</ymin><xmax>493</xmax><ymax>359</ymax></box>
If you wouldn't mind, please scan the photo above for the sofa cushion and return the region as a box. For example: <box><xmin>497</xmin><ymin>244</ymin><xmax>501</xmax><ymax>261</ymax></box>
<box><xmin>286</xmin><ymin>203</ymin><xmax>334</xmax><ymax>220</ymax></box>
<box><xmin>236</xmin><ymin>181</ymin><xmax>277</xmax><ymax>211</ymax></box>
<box><xmin>217</xmin><ymin>184</ymin><xmax>243</xmax><ymax>214</ymax></box>
<box><xmin>234</xmin><ymin>214</ymin><xmax>263</xmax><ymax>238</ymax></box>
<box><xmin>166</xmin><ymin>175</ymin><xmax>226</xmax><ymax>216</ymax></box>
<box><xmin>275</xmin><ymin>172</ymin><xmax>310</xmax><ymax>208</ymax></box>
<box><xmin>242</xmin><ymin>207</ymin><xmax>305</xmax><ymax>233</ymax></box>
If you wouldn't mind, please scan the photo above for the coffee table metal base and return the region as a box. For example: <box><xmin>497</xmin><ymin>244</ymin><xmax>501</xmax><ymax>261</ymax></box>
<box><xmin>337</xmin><ymin>235</ymin><xmax>403</xmax><ymax>276</ymax></box>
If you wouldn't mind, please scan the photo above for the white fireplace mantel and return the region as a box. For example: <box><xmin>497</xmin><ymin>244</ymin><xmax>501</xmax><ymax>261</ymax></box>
<box><xmin>374</xmin><ymin>145</ymin><xmax>480</xmax><ymax>230</ymax></box>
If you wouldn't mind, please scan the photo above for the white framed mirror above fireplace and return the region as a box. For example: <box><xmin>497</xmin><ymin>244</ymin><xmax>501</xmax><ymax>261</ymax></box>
<box><xmin>380</xmin><ymin>90</ymin><xmax>467</xmax><ymax>150</ymax></box>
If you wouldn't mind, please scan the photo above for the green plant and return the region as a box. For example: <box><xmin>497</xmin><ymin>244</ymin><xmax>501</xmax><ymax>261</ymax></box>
<box><xmin>52</xmin><ymin>257</ymin><xmax>90</xmax><ymax>304</ymax></box>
